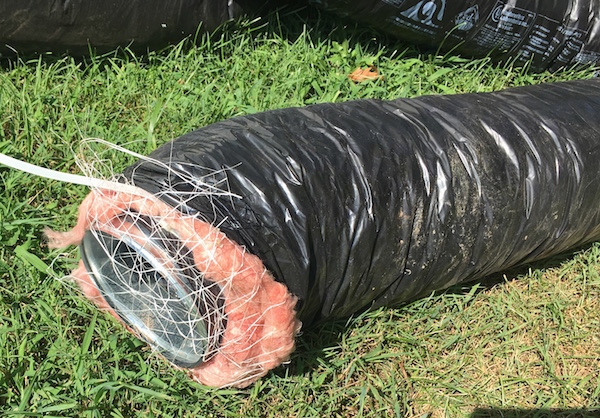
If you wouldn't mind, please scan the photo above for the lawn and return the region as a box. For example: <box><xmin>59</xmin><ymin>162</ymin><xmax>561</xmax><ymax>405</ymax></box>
<box><xmin>0</xmin><ymin>6</ymin><xmax>599</xmax><ymax>418</ymax></box>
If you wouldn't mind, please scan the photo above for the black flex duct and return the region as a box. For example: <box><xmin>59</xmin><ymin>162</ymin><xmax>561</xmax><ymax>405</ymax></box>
<box><xmin>311</xmin><ymin>0</ymin><xmax>600</xmax><ymax>71</ymax></box>
<box><xmin>0</xmin><ymin>0</ymin><xmax>264</xmax><ymax>55</ymax></box>
<box><xmin>120</xmin><ymin>79</ymin><xmax>600</xmax><ymax>327</ymax></box>
<box><xmin>3</xmin><ymin>1</ymin><xmax>600</xmax><ymax>70</ymax></box>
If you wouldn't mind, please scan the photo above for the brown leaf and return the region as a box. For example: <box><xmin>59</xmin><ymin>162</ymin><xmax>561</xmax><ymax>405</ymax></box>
<box><xmin>348</xmin><ymin>65</ymin><xmax>382</xmax><ymax>83</ymax></box>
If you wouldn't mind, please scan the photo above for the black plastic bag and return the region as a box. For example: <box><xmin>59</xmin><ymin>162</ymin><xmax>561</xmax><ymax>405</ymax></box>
<box><xmin>0</xmin><ymin>0</ymin><xmax>263</xmax><ymax>55</ymax></box>
<box><xmin>123</xmin><ymin>78</ymin><xmax>600</xmax><ymax>326</ymax></box>
<box><xmin>311</xmin><ymin>0</ymin><xmax>600</xmax><ymax>71</ymax></box>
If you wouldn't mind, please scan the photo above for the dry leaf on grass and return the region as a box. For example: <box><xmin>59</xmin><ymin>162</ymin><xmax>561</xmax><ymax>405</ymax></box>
<box><xmin>348</xmin><ymin>65</ymin><xmax>382</xmax><ymax>82</ymax></box>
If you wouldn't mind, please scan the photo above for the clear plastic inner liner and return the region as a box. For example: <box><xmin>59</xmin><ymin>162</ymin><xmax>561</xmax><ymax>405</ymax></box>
<box><xmin>79</xmin><ymin>214</ymin><xmax>225</xmax><ymax>368</ymax></box>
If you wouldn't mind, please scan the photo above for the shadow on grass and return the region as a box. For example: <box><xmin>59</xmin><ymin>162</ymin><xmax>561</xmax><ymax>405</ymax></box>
<box><xmin>228</xmin><ymin>3</ymin><xmax>427</xmax><ymax>61</ymax></box>
<box><xmin>470</xmin><ymin>408</ymin><xmax>600</xmax><ymax>418</ymax></box>
<box><xmin>279</xmin><ymin>240</ymin><xmax>598</xmax><ymax>381</ymax></box>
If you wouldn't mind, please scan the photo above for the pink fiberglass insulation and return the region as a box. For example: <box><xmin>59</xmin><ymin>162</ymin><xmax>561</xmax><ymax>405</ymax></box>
<box><xmin>45</xmin><ymin>188</ymin><xmax>301</xmax><ymax>388</ymax></box>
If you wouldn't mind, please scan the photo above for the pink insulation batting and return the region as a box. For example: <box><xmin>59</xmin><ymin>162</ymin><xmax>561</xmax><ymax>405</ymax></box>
<box><xmin>45</xmin><ymin>188</ymin><xmax>301</xmax><ymax>388</ymax></box>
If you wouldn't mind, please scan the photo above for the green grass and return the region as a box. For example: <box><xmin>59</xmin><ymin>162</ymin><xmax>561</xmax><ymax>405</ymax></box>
<box><xmin>1</xmin><ymin>7</ymin><xmax>599</xmax><ymax>417</ymax></box>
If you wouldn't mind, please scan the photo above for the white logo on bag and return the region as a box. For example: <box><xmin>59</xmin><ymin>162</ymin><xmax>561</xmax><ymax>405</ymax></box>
<box><xmin>455</xmin><ymin>5</ymin><xmax>479</xmax><ymax>31</ymax></box>
<box><xmin>398</xmin><ymin>0</ymin><xmax>447</xmax><ymax>27</ymax></box>
<box><xmin>491</xmin><ymin>5</ymin><xmax>504</xmax><ymax>23</ymax></box>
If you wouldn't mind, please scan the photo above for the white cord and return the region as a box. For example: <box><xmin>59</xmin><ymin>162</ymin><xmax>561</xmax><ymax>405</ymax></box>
<box><xmin>0</xmin><ymin>152</ymin><xmax>155</xmax><ymax>198</ymax></box>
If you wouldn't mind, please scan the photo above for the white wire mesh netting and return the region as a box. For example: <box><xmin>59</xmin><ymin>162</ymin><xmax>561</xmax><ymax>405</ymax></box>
<box><xmin>41</xmin><ymin>141</ymin><xmax>302</xmax><ymax>388</ymax></box>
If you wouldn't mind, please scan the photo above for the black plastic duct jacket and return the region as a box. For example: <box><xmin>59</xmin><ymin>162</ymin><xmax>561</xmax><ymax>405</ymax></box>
<box><xmin>0</xmin><ymin>0</ymin><xmax>262</xmax><ymax>55</ymax></box>
<box><xmin>123</xmin><ymin>79</ymin><xmax>600</xmax><ymax>327</ymax></box>
<box><xmin>311</xmin><ymin>0</ymin><xmax>600</xmax><ymax>72</ymax></box>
